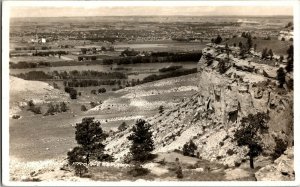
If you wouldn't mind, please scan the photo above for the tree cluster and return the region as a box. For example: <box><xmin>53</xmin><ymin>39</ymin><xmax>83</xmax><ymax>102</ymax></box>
<box><xmin>211</xmin><ymin>35</ymin><xmax>223</xmax><ymax>44</ymax></box>
<box><xmin>44</xmin><ymin>102</ymin><xmax>68</xmax><ymax>116</ymax></box>
<box><xmin>103</xmin><ymin>52</ymin><xmax>202</xmax><ymax>65</ymax></box>
<box><xmin>261</xmin><ymin>48</ymin><xmax>273</xmax><ymax>60</ymax></box>
<box><xmin>10</xmin><ymin>61</ymin><xmax>51</xmax><ymax>69</ymax></box>
<box><xmin>182</xmin><ymin>140</ymin><xmax>197</xmax><ymax>157</ymax></box>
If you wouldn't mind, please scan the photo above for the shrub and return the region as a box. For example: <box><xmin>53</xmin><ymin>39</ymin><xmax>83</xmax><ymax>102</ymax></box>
<box><xmin>44</xmin><ymin>103</ymin><xmax>56</xmax><ymax>116</ymax></box>
<box><xmin>175</xmin><ymin>158</ymin><xmax>184</xmax><ymax>179</ymax></box>
<box><xmin>158</xmin><ymin>105</ymin><xmax>164</xmax><ymax>114</ymax></box>
<box><xmin>60</xmin><ymin>102</ymin><xmax>68</xmax><ymax>112</ymax></box>
<box><xmin>98</xmin><ymin>88</ymin><xmax>106</xmax><ymax>94</ymax></box>
<box><xmin>91</xmin><ymin>90</ymin><xmax>97</xmax><ymax>95</ymax></box>
<box><xmin>183</xmin><ymin>140</ymin><xmax>197</xmax><ymax>157</ymax></box>
<box><xmin>271</xmin><ymin>137</ymin><xmax>288</xmax><ymax>160</ymax></box>
<box><xmin>127</xmin><ymin>165</ymin><xmax>150</xmax><ymax>177</ymax></box>
<box><xmin>67</xmin><ymin>146</ymin><xmax>86</xmax><ymax>165</ymax></box>
<box><xmin>69</xmin><ymin>88</ymin><xmax>78</xmax><ymax>99</ymax></box>
<box><xmin>218</xmin><ymin>60</ymin><xmax>228</xmax><ymax>74</ymax></box>
<box><xmin>28</xmin><ymin>105</ymin><xmax>42</xmax><ymax>114</ymax></box>
<box><xmin>73</xmin><ymin>162</ymin><xmax>88</xmax><ymax>177</ymax></box>
<box><xmin>118</xmin><ymin>122</ymin><xmax>128</xmax><ymax>132</ymax></box>
<box><xmin>90</xmin><ymin>102</ymin><xmax>97</xmax><ymax>108</ymax></box>
<box><xmin>97</xmin><ymin>153</ymin><xmax>115</xmax><ymax>162</ymax></box>
<box><xmin>226</xmin><ymin>149</ymin><xmax>235</xmax><ymax>156</ymax></box>
<box><xmin>81</xmin><ymin>105</ymin><xmax>87</xmax><ymax>111</ymax></box>
<box><xmin>12</xmin><ymin>115</ymin><xmax>21</xmax><ymax>119</ymax></box>
<box><xmin>234</xmin><ymin>161</ymin><xmax>241</xmax><ymax>167</ymax></box>
<box><xmin>27</xmin><ymin>100</ymin><xmax>35</xmax><ymax>107</ymax></box>
<box><xmin>122</xmin><ymin>153</ymin><xmax>133</xmax><ymax>164</ymax></box>
<box><xmin>214</xmin><ymin>35</ymin><xmax>223</xmax><ymax>44</ymax></box>
<box><xmin>279</xmin><ymin>55</ymin><xmax>284</xmax><ymax>62</ymax></box>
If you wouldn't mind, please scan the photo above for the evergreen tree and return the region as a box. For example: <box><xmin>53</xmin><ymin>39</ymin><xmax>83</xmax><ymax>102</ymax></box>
<box><xmin>225</xmin><ymin>43</ymin><xmax>230</xmax><ymax>59</ymax></box>
<box><xmin>214</xmin><ymin>35</ymin><xmax>223</xmax><ymax>44</ymax></box>
<box><xmin>60</xmin><ymin>102</ymin><xmax>68</xmax><ymax>112</ymax></box>
<box><xmin>247</xmin><ymin>34</ymin><xmax>253</xmax><ymax>52</ymax></box>
<box><xmin>159</xmin><ymin>105</ymin><xmax>164</xmax><ymax>114</ymax></box>
<box><xmin>268</xmin><ymin>49</ymin><xmax>274</xmax><ymax>60</ymax></box>
<box><xmin>69</xmin><ymin>88</ymin><xmax>77</xmax><ymax>99</ymax></box>
<box><xmin>234</xmin><ymin>112</ymin><xmax>269</xmax><ymax>169</ymax></box>
<box><xmin>239</xmin><ymin>45</ymin><xmax>247</xmax><ymax>59</ymax></box>
<box><xmin>286</xmin><ymin>45</ymin><xmax>293</xmax><ymax>72</ymax></box>
<box><xmin>71</xmin><ymin>117</ymin><xmax>106</xmax><ymax>164</ymax></box>
<box><xmin>254</xmin><ymin>43</ymin><xmax>257</xmax><ymax>51</ymax></box>
<box><xmin>238</xmin><ymin>42</ymin><xmax>243</xmax><ymax>49</ymax></box>
<box><xmin>261</xmin><ymin>48</ymin><xmax>268</xmax><ymax>59</ymax></box>
<box><xmin>183</xmin><ymin>140</ymin><xmax>197</xmax><ymax>157</ymax></box>
<box><xmin>128</xmin><ymin>119</ymin><xmax>154</xmax><ymax>163</ymax></box>
<box><xmin>277</xmin><ymin>67</ymin><xmax>286</xmax><ymax>88</ymax></box>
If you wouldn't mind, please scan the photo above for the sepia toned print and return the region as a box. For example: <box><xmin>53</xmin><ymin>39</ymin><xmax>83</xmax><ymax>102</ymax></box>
<box><xmin>5</xmin><ymin>1</ymin><xmax>295</xmax><ymax>184</ymax></box>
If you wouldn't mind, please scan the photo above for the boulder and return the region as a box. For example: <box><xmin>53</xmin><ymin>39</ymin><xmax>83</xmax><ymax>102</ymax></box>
<box><xmin>255</xmin><ymin>147</ymin><xmax>294</xmax><ymax>181</ymax></box>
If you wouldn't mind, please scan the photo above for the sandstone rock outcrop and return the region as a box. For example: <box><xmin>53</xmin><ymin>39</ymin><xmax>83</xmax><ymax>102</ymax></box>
<box><xmin>105</xmin><ymin>44</ymin><xmax>293</xmax><ymax>174</ymax></box>
<box><xmin>255</xmin><ymin>147</ymin><xmax>294</xmax><ymax>181</ymax></box>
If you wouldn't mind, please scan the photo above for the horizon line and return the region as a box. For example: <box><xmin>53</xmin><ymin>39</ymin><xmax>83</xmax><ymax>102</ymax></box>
<box><xmin>11</xmin><ymin>15</ymin><xmax>293</xmax><ymax>19</ymax></box>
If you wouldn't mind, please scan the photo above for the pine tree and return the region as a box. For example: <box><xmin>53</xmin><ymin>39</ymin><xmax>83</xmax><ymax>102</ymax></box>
<box><xmin>128</xmin><ymin>119</ymin><xmax>154</xmax><ymax>163</ymax></box>
<box><xmin>71</xmin><ymin>117</ymin><xmax>106</xmax><ymax>164</ymax></box>
<box><xmin>247</xmin><ymin>34</ymin><xmax>253</xmax><ymax>52</ymax></box>
<box><xmin>268</xmin><ymin>49</ymin><xmax>274</xmax><ymax>60</ymax></box>
<box><xmin>214</xmin><ymin>35</ymin><xmax>223</xmax><ymax>44</ymax></box>
<box><xmin>60</xmin><ymin>102</ymin><xmax>68</xmax><ymax>112</ymax></box>
<box><xmin>234</xmin><ymin>112</ymin><xmax>269</xmax><ymax>169</ymax></box>
<box><xmin>183</xmin><ymin>140</ymin><xmax>197</xmax><ymax>157</ymax></box>
<box><xmin>159</xmin><ymin>105</ymin><xmax>164</xmax><ymax>114</ymax></box>
<box><xmin>286</xmin><ymin>45</ymin><xmax>293</xmax><ymax>72</ymax></box>
<box><xmin>261</xmin><ymin>48</ymin><xmax>268</xmax><ymax>59</ymax></box>
<box><xmin>277</xmin><ymin>67</ymin><xmax>286</xmax><ymax>88</ymax></box>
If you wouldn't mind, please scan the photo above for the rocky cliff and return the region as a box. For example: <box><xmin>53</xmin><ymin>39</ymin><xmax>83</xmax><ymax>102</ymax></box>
<box><xmin>105</xmin><ymin>44</ymin><xmax>293</xmax><ymax>175</ymax></box>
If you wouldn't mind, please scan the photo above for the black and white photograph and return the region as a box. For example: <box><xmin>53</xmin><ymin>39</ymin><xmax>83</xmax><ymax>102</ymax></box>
<box><xmin>1</xmin><ymin>1</ymin><xmax>299</xmax><ymax>185</ymax></box>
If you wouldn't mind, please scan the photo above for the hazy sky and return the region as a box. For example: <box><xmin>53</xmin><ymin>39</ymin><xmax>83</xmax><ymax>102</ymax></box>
<box><xmin>10</xmin><ymin>6</ymin><xmax>293</xmax><ymax>17</ymax></box>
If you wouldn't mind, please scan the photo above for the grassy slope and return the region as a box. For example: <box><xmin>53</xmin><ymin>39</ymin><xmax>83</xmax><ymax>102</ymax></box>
<box><xmin>10</xmin><ymin>73</ymin><xmax>198</xmax><ymax>162</ymax></box>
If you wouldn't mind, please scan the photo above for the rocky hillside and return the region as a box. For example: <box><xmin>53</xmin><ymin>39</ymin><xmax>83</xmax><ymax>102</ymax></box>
<box><xmin>9</xmin><ymin>76</ymin><xmax>68</xmax><ymax>116</ymax></box>
<box><xmin>105</xmin><ymin>44</ymin><xmax>293</xmax><ymax>175</ymax></box>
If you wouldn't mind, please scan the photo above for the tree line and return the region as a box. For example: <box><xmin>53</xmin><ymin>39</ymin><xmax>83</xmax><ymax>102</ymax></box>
<box><xmin>142</xmin><ymin>68</ymin><xmax>197</xmax><ymax>83</ymax></box>
<box><xmin>103</xmin><ymin>52</ymin><xmax>202</xmax><ymax>65</ymax></box>
<box><xmin>10</xmin><ymin>61</ymin><xmax>51</xmax><ymax>69</ymax></box>
<box><xmin>14</xmin><ymin>70</ymin><xmax>127</xmax><ymax>81</ymax></box>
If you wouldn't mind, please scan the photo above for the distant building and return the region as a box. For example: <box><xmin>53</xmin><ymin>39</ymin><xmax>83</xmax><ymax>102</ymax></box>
<box><xmin>278</xmin><ymin>30</ymin><xmax>293</xmax><ymax>41</ymax></box>
<box><xmin>41</xmin><ymin>38</ymin><xmax>46</xmax><ymax>43</ymax></box>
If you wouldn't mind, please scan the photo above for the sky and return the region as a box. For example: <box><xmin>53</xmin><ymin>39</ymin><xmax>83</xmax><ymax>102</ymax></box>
<box><xmin>10</xmin><ymin>6</ymin><xmax>293</xmax><ymax>17</ymax></box>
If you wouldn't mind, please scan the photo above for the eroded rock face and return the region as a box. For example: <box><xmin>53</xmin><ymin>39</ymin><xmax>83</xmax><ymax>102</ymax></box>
<box><xmin>255</xmin><ymin>147</ymin><xmax>294</xmax><ymax>181</ymax></box>
<box><xmin>106</xmin><ymin>45</ymin><xmax>293</xmax><ymax>173</ymax></box>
